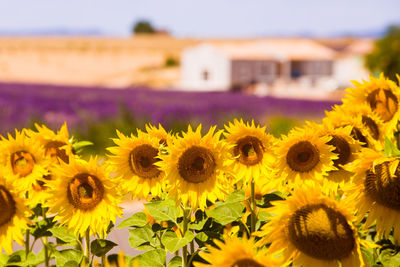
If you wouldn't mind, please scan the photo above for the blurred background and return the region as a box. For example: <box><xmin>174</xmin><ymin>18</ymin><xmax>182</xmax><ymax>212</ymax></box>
<box><xmin>0</xmin><ymin>0</ymin><xmax>399</xmax><ymax>154</ymax></box>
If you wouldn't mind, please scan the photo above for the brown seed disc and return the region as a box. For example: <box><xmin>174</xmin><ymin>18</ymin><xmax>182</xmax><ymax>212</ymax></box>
<box><xmin>365</xmin><ymin>161</ymin><xmax>400</xmax><ymax>210</ymax></box>
<box><xmin>10</xmin><ymin>151</ymin><xmax>36</xmax><ymax>177</ymax></box>
<box><xmin>286</xmin><ymin>141</ymin><xmax>319</xmax><ymax>172</ymax></box>
<box><xmin>350</xmin><ymin>127</ymin><xmax>368</xmax><ymax>147</ymax></box>
<box><xmin>362</xmin><ymin>116</ymin><xmax>380</xmax><ymax>140</ymax></box>
<box><xmin>367</xmin><ymin>89</ymin><xmax>398</xmax><ymax>122</ymax></box>
<box><xmin>67</xmin><ymin>173</ymin><xmax>104</xmax><ymax>210</ymax></box>
<box><xmin>0</xmin><ymin>185</ymin><xmax>16</xmax><ymax>226</ymax></box>
<box><xmin>129</xmin><ymin>144</ymin><xmax>161</xmax><ymax>179</ymax></box>
<box><xmin>178</xmin><ymin>146</ymin><xmax>216</xmax><ymax>183</ymax></box>
<box><xmin>327</xmin><ymin>135</ymin><xmax>351</xmax><ymax>167</ymax></box>
<box><xmin>233</xmin><ymin>136</ymin><xmax>264</xmax><ymax>166</ymax></box>
<box><xmin>231</xmin><ymin>258</ymin><xmax>264</xmax><ymax>267</ymax></box>
<box><xmin>288</xmin><ymin>203</ymin><xmax>355</xmax><ymax>260</ymax></box>
<box><xmin>45</xmin><ymin>141</ymin><xmax>69</xmax><ymax>163</ymax></box>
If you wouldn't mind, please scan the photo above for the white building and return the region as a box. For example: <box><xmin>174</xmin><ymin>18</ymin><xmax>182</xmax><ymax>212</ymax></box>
<box><xmin>180</xmin><ymin>38</ymin><xmax>373</xmax><ymax>100</ymax></box>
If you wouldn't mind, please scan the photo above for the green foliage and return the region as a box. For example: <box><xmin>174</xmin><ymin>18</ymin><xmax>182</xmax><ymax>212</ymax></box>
<box><xmin>53</xmin><ymin>249</ymin><xmax>83</xmax><ymax>267</ymax></box>
<box><xmin>144</xmin><ymin>198</ymin><xmax>178</xmax><ymax>223</ymax></box>
<box><xmin>268</xmin><ymin>116</ymin><xmax>301</xmax><ymax>137</ymax></box>
<box><xmin>206</xmin><ymin>201</ymin><xmax>245</xmax><ymax>225</ymax></box>
<box><xmin>117</xmin><ymin>212</ymin><xmax>148</xmax><ymax>228</ymax></box>
<box><xmin>133</xmin><ymin>20</ymin><xmax>156</xmax><ymax>34</ymax></box>
<box><xmin>161</xmin><ymin>231</ymin><xmax>194</xmax><ymax>253</ymax></box>
<box><xmin>164</xmin><ymin>56</ymin><xmax>180</xmax><ymax>67</ymax></box>
<box><xmin>128</xmin><ymin>226</ymin><xmax>155</xmax><ymax>248</ymax></box>
<box><xmin>90</xmin><ymin>239</ymin><xmax>117</xmax><ymax>257</ymax></box>
<box><xmin>365</xmin><ymin>25</ymin><xmax>400</xmax><ymax>82</ymax></box>
<box><xmin>132</xmin><ymin>249</ymin><xmax>166</xmax><ymax>267</ymax></box>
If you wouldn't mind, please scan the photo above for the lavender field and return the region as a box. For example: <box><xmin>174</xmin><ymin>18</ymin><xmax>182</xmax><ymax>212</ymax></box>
<box><xmin>0</xmin><ymin>82</ymin><xmax>340</xmax><ymax>153</ymax></box>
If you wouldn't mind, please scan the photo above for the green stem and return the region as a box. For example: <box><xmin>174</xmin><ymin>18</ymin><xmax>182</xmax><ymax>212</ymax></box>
<box><xmin>182</xmin><ymin>208</ymin><xmax>189</xmax><ymax>267</ymax></box>
<box><xmin>25</xmin><ymin>230</ymin><xmax>30</xmax><ymax>258</ymax></box>
<box><xmin>190</xmin><ymin>238</ymin><xmax>194</xmax><ymax>254</ymax></box>
<box><xmin>102</xmin><ymin>255</ymin><xmax>106</xmax><ymax>267</ymax></box>
<box><xmin>43</xmin><ymin>237</ymin><xmax>50</xmax><ymax>267</ymax></box>
<box><xmin>250</xmin><ymin>179</ymin><xmax>257</xmax><ymax>233</ymax></box>
<box><xmin>85</xmin><ymin>229</ymin><xmax>91</xmax><ymax>261</ymax></box>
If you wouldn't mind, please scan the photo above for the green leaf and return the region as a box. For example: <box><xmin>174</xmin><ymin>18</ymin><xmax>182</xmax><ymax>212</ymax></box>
<box><xmin>90</xmin><ymin>239</ymin><xmax>118</xmax><ymax>257</ymax></box>
<box><xmin>49</xmin><ymin>226</ymin><xmax>77</xmax><ymax>243</ymax></box>
<box><xmin>6</xmin><ymin>250</ymin><xmax>25</xmax><ymax>266</ymax></box>
<box><xmin>53</xmin><ymin>249</ymin><xmax>83</xmax><ymax>267</ymax></box>
<box><xmin>226</xmin><ymin>190</ymin><xmax>246</xmax><ymax>203</ymax></box>
<box><xmin>167</xmin><ymin>256</ymin><xmax>182</xmax><ymax>267</ymax></box>
<box><xmin>0</xmin><ymin>254</ymin><xmax>8</xmax><ymax>266</ymax></box>
<box><xmin>144</xmin><ymin>198</ymin><xmax>178</xmax><ymax>222</ymax></box>
<box><xmin>189</xmin><ymin>218</ymin><xmax>207</xmax><ymax>231</ymax></box>
<box><xmin>206</xmin><ymin>202</ymin><xmax>245</xmax><ymax>225</ymax></box>
<box><xmin>72</xmin><ymin>140</ymin><xmax>93</xmax><ymax>151</ymax></box>
<box><xmin>361</xmin><ymin>247</ymin><xmax>375</xmax><ymax>267</ymax></box>
<box><xmin>161</xmin><ymin>231</ymin><xmax>194</xmax><ymax>253</ymax></box>
<box><xmin>195</xmin><ymin>232</ymin><xmax>208</xmax><ymax>242</ymax></box>
<box><xmin>384</xmin><ymin>136</ymin><xmax>400</xmax><ymax>157</ymax></box>
<box><xmin>31</xmin><ymin>217</ymin><xmax>56</xmax><ymax>239</ymax></box>
<box><xmin>117</xmin><ymin>212</ymin><xmax>148</xmax><ymax>228</ymax></box>
<box><xmin>133</xmin><ymin>249</ymin><xmax>166</xmax><ymax>267</ymax></box>
<box><xmin>128</xmin><ymin>226</ymin><xmax>154</xmax><ymax>248</ymax></box>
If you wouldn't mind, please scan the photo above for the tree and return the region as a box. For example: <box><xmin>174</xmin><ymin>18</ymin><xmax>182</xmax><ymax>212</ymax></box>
<box><xmin>133</xmin><ymin>20</ymin><xmax>156</xmax><ymax>34</ymax></box>
<box><xmin>365</xmin><ymin>25</ymin><xmax>400</xmax><ymax>83</ymax></box>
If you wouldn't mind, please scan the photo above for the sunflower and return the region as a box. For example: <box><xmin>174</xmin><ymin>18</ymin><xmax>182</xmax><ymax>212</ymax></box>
<box><xmin>324</xmin><ymin>104</ymin><xmax>379</xmax><ymax>150</ymax></box>
<box><xmin>157</xmin><ymin>125</ymin><xmax>231</xmax><ymax>210</ymax></box>
<box><xmin>0</xmin><ymin>174</ymin><xmax>31</xmax><ymax>254</ymax></box>
<box><xmin>275</xmin><ymin>126</ymin><xmax>336</xmax><ymax>185</ymax></box>
<box><xmin>306</xmin><ymin>122</ymin><xmax>362</xmax><ymax>188</ymax></box>
<box><xmin>47</xmin><ymin>157</ymin><xmax>122</xmax><ymax>237</ymax></box>
<box><xmin>194</xmin><ymin>234</ymin><xmax>280</xmax><ymax>267</ymax></box>
<box><xmin>0</xmin><ymin>129</ymin><xmax>49</xmax><ymax>191</ymax></box>
<box><xmin>344</xmin><ymin>73</ymin><xmax>400</xmax><ymax>124</ymax></box>
<box><xmin>254</xmin><ymin>185</ymin><xmax>365</xmax><ymax>267</ymax></box>
<box><xmin>107</xmin><ymin>130</ymin><xmax>165</xmax><ymax>199</ymax></box>
<box><xmin>348</xmin><ymin>148</ymin><xmax>400</xmax><ymax>242</ymax></box>
<box><xmin>145</xmin><ymin>123</ymin><xmax>172</xmax><ymax>147</ymax></box>
<box><xmin>224</xmin><ymin>119</ymin><xmax>276</xmax><ymax>186</ymax></box>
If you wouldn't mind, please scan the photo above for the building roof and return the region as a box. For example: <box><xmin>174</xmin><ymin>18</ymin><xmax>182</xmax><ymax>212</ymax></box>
<box><xmin>200</xmin><ymin>38</ymin><xmax>337</xmax><ymax>61</ymax></box>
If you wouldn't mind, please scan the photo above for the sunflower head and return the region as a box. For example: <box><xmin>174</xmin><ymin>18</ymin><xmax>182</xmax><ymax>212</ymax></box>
<box><xmin>48</xmin><ymin>157</ymin><xmax>122</xmax><ymax>237</ymax></box>
<box><xmin>255</xmin><ymin>184</ymin><xmax>365</xmax><ymax>267</ymax></box>
<box><xmin>194</xmin><ymin>234</ymin><xmax>280</xmax><ymax>267</ymax></box>
<box><xmin>107</xmin><ymin>129</ymin><xmax>165</xmax><ymax>199</ymax></box>
<box><xmin>275</xmin><ymin>126</ymin><xmax>336</xmax><ymax>185</ymax></box>
<box><xmin>145</xmin><ymin>123</ymin><xmax>171</xmax><ymax>147</ymax></box>
<box><xmin>224</xmin><ymin>119</ymin><xmax>276</xmax><ymax>185</ymax></box>
<box><xmin>157</xmin><ymin>125</ymin><xmax>231</xmax><ymax>210</ymax></box>
<box><xmin>344</xmin><ymin>73</ymin><xmax>400</xmax><ymax>123</ymax></box>
<box><xmin>0</xmin><ymin>173</ymin><xmax>31</xmax><ymax>254</ymax></box>
<box><xmin>0</xmin><ymin>129</ymin><xmax>49</xmax><ymax>191</ymax></box>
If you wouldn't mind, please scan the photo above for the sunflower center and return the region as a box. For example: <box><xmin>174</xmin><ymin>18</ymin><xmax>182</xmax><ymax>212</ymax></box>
<box><xmin>350</xmin><ymin>127</ymin><xmax>368</xmax><ymax>147</ymax></box>
<box><xmin>365</xmin><ymin>161</ymin><xmax>400</xmax><ymax>210</ymax></box>
<box><xmin>11</xmin><ymin>151</ymin><xmax>35</xmax><ymax>177</ymax></box>
<box><xmin>286</xmin><ymin>141</ymin><xmax>319</xmax><ymax>172</ymax></box>
<box><xmin>234</xmin><ymin>136</ymin><xmax>264</xmax><ymax>166</ymax></box>
<box><xmin>129</xmin><ymin>144</ymin><xmax>161</xmax><ymax>179</ymax></box>
<box><xmin>327</xmin><ymin>135</ymin><xmax>351</xmax><ymax>167</ymax></box>
<box><xmin>0</xmin><ymin>185</ymin><xmax>16</xmax><ymax>226</ymax></box>
<box><xmin>231</xmin><ymin>258</ymin><xmax>264</xmax><ymax>267</ymax></box>
<box><xmin>367</xmin><ymin>88</ymin><xmax>398</xmax><ymax>122</ymax></box>
<box><xmin>67</xmin><ymin>173</ymin><xmax>104</xmax><ymax>210</ymax></box>
<box><xmin>361</xmin><ymin>116</ymin><xmax>380</xmax><ymax>140</ymax></box>
<box><xmin>45</xmin><ymin>141</ymin><xmax>69</xmax><ymax>163</ymax></box>
<box><xmin>178</xmin><ymin>146</ymin><xmax>216</xmax><ymax>183</ymax></box>
<box><xmin>288</xmin><ymin>203</ymin><xmax>355</xmax><ymax>260</ymax></box>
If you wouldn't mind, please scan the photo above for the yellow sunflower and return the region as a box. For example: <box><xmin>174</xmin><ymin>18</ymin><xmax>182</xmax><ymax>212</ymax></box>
<box><xmin>145</xmin><ymin>123</ymin><xmax>172</xmax><ymax>147</ymax></box>
<box><xmin>348</xmin><ymin>148</ymin><xmax>400</xmax><ymax>242</ymax></box>
<box><xmin>0</xmin><ymin>174</ymin><xmax>31</xmax><ymax>254</ymax></box>
<box><xmin>47</xmin><ymin>157</ymin><xmax>122</xmax><ymax>237</ymax></box>
<box><xmin>194</xmin><ymin>234</ymin><xmax>280</xmax><ymax>267</ymax></box>
<box><xmin>275</xmin><ymin>126</ymin><xmax>336</xmax><ymax>185</ymax></box>
<box><xmin>107</xmin><ymin>129</ymin><xmax>165</xmax><ymax>199</ymax></box>
<box><xmin>324</xmin><ymin>104</ymin><xmax>379</xmax><ymax>150</ymax></box>
<box><xmin>344</xmin><ymin>73</ymin><xmax>400</xmax><ymax>124</ymax></box>
<box><xmin>224</xmin><ymin>119</ymin><xmax>276</xmax><ymax>186</ymax></box>
<box><xmin>306</xmin><ymin>122</ymin><xmax>362</xmax><ymax>188</ymax></box>
<box><xmin>255</xmin><ymin>185</ymin><xmax>365</xmax><ymax>267</ymax></box>
<box><xmin>157</xmin><ymin>125</ymin><xmax>231</xmax><ymax>210</ymax></box>
<box><xmin>0</xmin><ymin>129</ymin><xmax>49</xmax><ymax>191</ymax></box>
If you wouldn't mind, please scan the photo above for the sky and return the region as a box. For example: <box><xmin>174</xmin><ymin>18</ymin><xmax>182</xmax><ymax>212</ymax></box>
<box><xmin>0</xmin><ymin>0</ymin><xmax>399</xmax><ymax>38</ymax></box>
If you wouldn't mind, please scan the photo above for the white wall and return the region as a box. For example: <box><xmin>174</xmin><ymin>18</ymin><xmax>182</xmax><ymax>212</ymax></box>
<box><xmin>333</xmin><ymin>56</ymin><xmax>370</xmax><ymax>88</ymax></box>
<box><xmin>180</xmin><ymin>44</ymin><xmax>231</xmax><ymax>91</ymax></box>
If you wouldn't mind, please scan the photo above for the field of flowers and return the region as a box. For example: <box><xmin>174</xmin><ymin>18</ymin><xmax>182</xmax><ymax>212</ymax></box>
<box><xmin>2</xmin><ymin>74</ymin><xmax>400</xmax><ymax>267</ymax></box>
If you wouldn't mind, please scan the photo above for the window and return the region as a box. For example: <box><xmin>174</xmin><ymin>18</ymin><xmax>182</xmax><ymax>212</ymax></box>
<box><xmin>202</xmin><ymin>70</ymin><xmax>209</xmax><ymax>81</ymax></box>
